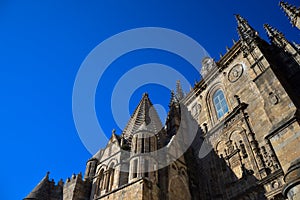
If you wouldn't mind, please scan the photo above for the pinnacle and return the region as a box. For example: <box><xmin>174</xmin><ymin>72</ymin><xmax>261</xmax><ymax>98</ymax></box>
<box><xmin>263</xmin><ymin>24</ymin><xmax>284</xmax><ymax>38</ymax></box>
<box><xmin>280</xmin><ymin>1</ymin><xmax>298</xmax><ymax>13</ymax></box>
<box><xmin>234</xmin><ymin>14</ymin><xmax>252</xmax><ymax>30</ymax></box>
<box><xmin>176</xmin><ymin>80</ymin><xmax>184</xmax><ymax>100</ymax></box>
<box><xmin>263</xmin><ymin>24</ymin><xmax>273</xmax><ymax>39</ymax></box>
<box><xmin>263</xmin><ymin>24</ymin><xmax>286</xmax><ymax>45</ymax></box>
<box><xmin>234</xmin><ymin>14</ymin><xmax>258</xmax><ymax>42</ymax></box>
<box><xmin>279</xmin><ymin>1</ymin><xmax>300</xmax><ymax>25</ymax></box>
<box><xmin>234</xmin><ymin>14</ymin><xmax>251</xmax><ymax>28</ymax></box>
<box><xmin>234</xmin><ymin>14</ymin><xmax>245</xmax><ymax>23</ymax></box>
<box><xmin>168</xmin><ymin>90</ymin><xmax>178</xmax><ymax>107</ymax></box>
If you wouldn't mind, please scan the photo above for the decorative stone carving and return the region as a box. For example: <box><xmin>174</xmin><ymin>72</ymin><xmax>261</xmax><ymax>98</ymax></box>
<box><xmin>228</xmin><ymin>64</ymin><xmax>244</xmax><ymax>83</ymax></box>
<box><xmin>226</xmin><ymin>140</ymin><xmax>235</xmax><ymax>155</ymax></box>
<box><xmin>261</xmin><ymin>144</ymin><xmax>280</xmax><ymax>171</ymax></box>
<box><xmin>191</xmin><ymin>103</ymin><xmax>201</xmax><ymax>117</ymax></box>
<box><xmin>271</xmin><ymin>181</ymin><xmax>279</xmax><ymax>189</ymax></box>
<box><xmin>201</xmin><ymin>57</ymin><xmax>217</xmax><ymax>78</ymax></box>
<box><xmin>269</xmin><ymin>92</ymin><xmax>279</xmax><ymax>105</ymax></box>
<box><xmin>239</xmin><ymin>140</ymin><xmax>248</xmax><ymax>158</ymax></box>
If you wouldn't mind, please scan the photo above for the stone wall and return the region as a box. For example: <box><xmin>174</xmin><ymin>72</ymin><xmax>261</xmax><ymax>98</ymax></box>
<box><xmin>63</xmin><ymin>173</ymin><xmax>91</xmax><ymax>200</ymax></box>
<box><xmin>98</xmin><ymin>179</ymin><xmax>159</xmax><ymax>200</ymax></box>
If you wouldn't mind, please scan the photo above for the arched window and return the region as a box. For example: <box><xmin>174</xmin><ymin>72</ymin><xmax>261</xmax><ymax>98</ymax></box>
<box><xmin>213</xmin><ymin>90</ymin><xmax>229</xmax><ymax>119</ymax></box>
<box><xmin>144</xmin><ymin>159</ymin><xmax>149</xmax><ymax>177</ymax></box>
<box><xmin>133</xmin><ymin>159</ymin><xmax>138</xmax><ymax>178</ymax></box>
<box><xmin>107</xmin><ymin>163</ymin><xmax>115</xmax><ymax>192</ymax></box>
<box><xmin>96</xmin><ymin>169</ymin><xmax>104</xmax><ymax>196</ymax></box>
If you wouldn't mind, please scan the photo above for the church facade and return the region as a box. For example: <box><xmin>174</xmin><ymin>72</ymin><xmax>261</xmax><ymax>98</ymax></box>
<box><xmin>25</xmin><ymin>1</ymin><xmax>300</xmax><ymax>200</ymax></box>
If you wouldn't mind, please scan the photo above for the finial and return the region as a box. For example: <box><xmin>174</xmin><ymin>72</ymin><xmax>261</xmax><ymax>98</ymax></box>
<box><xmin>46</xmin><ymin>171</ymin><xmax>50</xmax><ymax>179</ymax></box>
<box><xmin>232</xmin><ymin>39</ymin><xmax>236</xmax><ymax>44</ymax></box>
<box><xmin>234</xmin><ymin>14</ymin><xmax>242</xmax><ymax>22</ymax></box>
<box><xmin>235</xmin><ymin>14</ymin><xmax>247</xmax><ymax>26</ymax></box>
<box><xmin>112</xmin><ymin>129</ymin><xmax>116</xmax><ymax>135</ymax></box>
<box><xmin>194</xmin><ymin>79</ymin><xmax>198</xmax><ymax>85</ymax></box>
<box><xmin>142</xmin><ymin>92</ymin><xmax>148</xmax><ymax>97</ymax></box>
<box><xmin>293</xmin><ymin>41</ymin><xmax>300</xmax><ymax>51</ymax></box>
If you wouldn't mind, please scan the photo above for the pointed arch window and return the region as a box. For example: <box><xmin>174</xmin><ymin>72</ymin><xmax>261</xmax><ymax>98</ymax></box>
<box><xmin>213</xmin><ymin>90</ymin><xmax>229</xmax><ymax>119</ymax></box>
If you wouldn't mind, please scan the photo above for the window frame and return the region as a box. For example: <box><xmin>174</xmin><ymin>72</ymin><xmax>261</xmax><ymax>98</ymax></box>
<box><xmin>213</xmin><ymin>89</ymin><xmax>229</xmax><ymax>119</ymax></box>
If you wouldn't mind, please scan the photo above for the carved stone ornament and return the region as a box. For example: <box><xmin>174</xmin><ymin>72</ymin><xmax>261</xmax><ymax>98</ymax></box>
<box><xmin>191</xmin><ymin>103</ymin><xmax>201</xmax><ymax>117</ymax></box>
<box><xmin>269</xmin><ymin>92</ymin><xmax>279</xmax><ymax>105</ymax></box>
<box><xmin>228</xmin><ymin>64</ymin><xmax>244</xmax><ymax>83</ymax></box>
<box><xmin>201</xmin><ymin>57</ymin><xmax>217</xmax><ymax>78</ymax></box>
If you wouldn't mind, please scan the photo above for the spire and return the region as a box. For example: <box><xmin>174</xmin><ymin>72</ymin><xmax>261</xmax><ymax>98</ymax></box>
<box><xmin>24</xmin><ymin>172</ymin><xmax>51</xmax><ymax>199</ymax></box>
<box><xmin>280</xmin><ymin>1</ymin><xmax>300</xmax><ymax>27</ymax></box>
<box><xmin>263</xmin><ymin>24</ymin><xmax>286</xmax><ymax>45</ymax></box>
<box><xmin>176</xmin><ymin>80</ymin><xmax>184</xmax><ymax>100</ymax></box>
<box><xmin>166</xmin><ymin>90</ymin><xmax>181</xmax><ymax>138</ymax></box>
<box><xmin>235</xmin><ymin>14</ymin><xmax>258</xmax><ymax>43</ymax></box>
<box><xmin>122</xmin><ymin>93</ymin><xmax>163</xmax><ymax>144</ymax></box>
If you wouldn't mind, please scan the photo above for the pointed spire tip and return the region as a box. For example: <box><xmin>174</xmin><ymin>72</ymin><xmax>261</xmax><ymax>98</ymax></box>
<box><xmin>142</xmin><ymin>92</ymin><xmax>148</xmax><ymax>97</ymax></box>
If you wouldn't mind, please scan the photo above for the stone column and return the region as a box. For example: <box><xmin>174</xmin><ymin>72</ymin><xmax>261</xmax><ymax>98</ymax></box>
<box><xmin>283</xmin><ymin>158</ymin><xmax>300</xmax><ymax>200</ymax></box>
<box><xmin>103</xmin><ymin>171</ymin><xmax>109</xmax><ymax>192</ymax></box>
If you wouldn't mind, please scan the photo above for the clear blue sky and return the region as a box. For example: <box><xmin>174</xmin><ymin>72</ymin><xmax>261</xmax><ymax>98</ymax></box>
<box><xmin>0</xmin><ymin>0</ymin><xmax>299</xmax><ymax>199</ymax></box>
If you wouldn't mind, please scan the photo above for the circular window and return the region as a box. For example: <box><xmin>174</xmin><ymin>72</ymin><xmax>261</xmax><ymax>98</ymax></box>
<box><xmin>228</xmin><ymin>64</ymin><xmax>244</xmax><ymax>83</ymax></box>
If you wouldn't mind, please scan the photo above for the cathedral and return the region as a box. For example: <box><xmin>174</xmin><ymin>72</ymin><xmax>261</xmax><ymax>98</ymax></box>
<box><xmin>25</xmin><ymin>1</ymin><xmax>300</xmax><ymax>200</ymax></box>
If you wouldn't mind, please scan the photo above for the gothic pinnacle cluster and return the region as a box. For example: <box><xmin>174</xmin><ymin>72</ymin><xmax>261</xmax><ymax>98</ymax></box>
<box><xmin>280</xmin><ymin>1</ymin><xmax>300</xmax><ymax>29</ymax></box>
<box><xmin>235</xmin><ymin>14</ymin><xmax>258</xmax><ymax>43</ymax></box>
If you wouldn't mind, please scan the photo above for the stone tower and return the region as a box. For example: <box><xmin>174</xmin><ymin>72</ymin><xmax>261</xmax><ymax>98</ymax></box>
<box><xmin>183</xmin><ymin>13</ymin><xmax>300</xmax><ymax>199</ymax></box>
<box><xmin>87</xmin><ymin>93</ymin><xmax>163</xmax><ymax>200</ymax></box>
